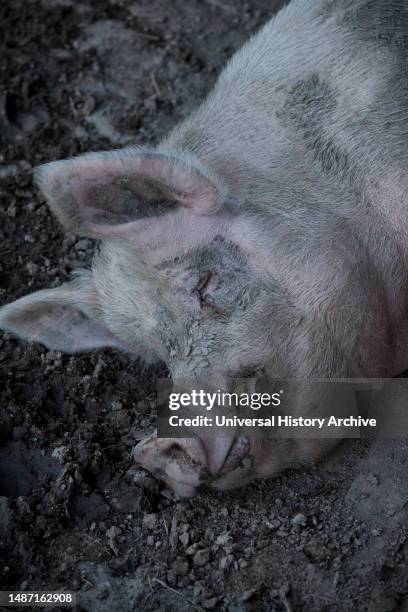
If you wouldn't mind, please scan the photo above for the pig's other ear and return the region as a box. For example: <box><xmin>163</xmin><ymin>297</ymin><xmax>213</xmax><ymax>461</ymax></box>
<box><xmin>34</xmin><ymin>147</ymin><xmax>227</xmax><ymax>239</ymax></box>
<box><xmin>0</xmin><ymin>276</ymin><xmax>127</xmax><ymax>353</ymax></box>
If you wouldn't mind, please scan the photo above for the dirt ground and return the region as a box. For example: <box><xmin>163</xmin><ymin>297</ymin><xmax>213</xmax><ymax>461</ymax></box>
<box><xmin>1</xmin><ymin>0</ymin><xmax>408</xmax><ymax>610</ymax></box>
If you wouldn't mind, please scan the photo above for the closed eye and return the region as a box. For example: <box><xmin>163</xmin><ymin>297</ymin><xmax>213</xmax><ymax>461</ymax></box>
<box><xmin>195</xmin><ymin>271</ymin><xmax>213</xmax><ymax>307</ymax></box>
<box><xmin>194</xmin><ymin>270</ymin><xmax>226</xmax><ymax>315</ymax></box>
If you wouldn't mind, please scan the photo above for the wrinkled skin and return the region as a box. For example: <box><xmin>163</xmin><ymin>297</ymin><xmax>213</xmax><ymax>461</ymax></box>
<box><xmin>3</xmin><ymin>0</ymin><xmax>408</xmax><ymax>495</ymax></box>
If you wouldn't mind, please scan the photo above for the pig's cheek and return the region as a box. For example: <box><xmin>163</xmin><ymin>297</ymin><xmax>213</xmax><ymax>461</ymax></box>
<box><xmin>211</xmin><ymin>441</ymin><xmax>291</xmax><ymax>490</ymax></box>
<box><xmin>211</xmin><ymin>456</ymin><xmax>255</xmax><ymax>491</ymax></box>
<box><xmin>252</xmin><ymin>440</ymin><xmax>326</xmax><ymax>479</ymax></box>
<box><xmin>251</xmin><ymin>440</ymin><xmax>298</xmax><ymax>479</ymax></box>
<box><xmin>294</xmin><ymin>438</ymin><xmax>343</xmax><ymax>467</ymax></box>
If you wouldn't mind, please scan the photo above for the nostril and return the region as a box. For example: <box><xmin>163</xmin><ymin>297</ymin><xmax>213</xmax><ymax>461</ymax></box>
<box><xmin>221</xmin><ymin>436</ymin><xmax>251</xmax><ymax>474</ymax></box>
<box><xmin>165</xmin><ymin>439</ymin><xmax>208</xmax><ymax>469</ymax></box>
<box><xmin>166</xmin><ymin>443</ymin><xmax>184</xmax><ymax>460</ymax></box>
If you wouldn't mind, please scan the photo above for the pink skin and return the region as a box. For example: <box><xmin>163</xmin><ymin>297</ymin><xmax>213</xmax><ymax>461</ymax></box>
<box><xmin>1</xmin><ymin>148</ymin><xmax>406</xmax><ymax>496</ymax></box>
<box><xmin>3</xmin><ymin>0</ymin><xmax>408</xmax><ymax>496</ymax></box>
<box><xmin>132</xmin><ymin>436</ymin><xmax>209</xmax><ymax>498</ymax></box>
<box><xmin>1</xmin><ymin>150</ymin><xmax>405</xmax><ymax>496</ymax></box>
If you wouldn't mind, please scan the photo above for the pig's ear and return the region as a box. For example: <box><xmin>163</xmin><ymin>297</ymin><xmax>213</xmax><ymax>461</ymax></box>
<box><xmin>34</xmin><ymin>147</ymin><xmax>227</xmax><ymax>238</ymax></box>
<box><xmin>0</xmin><ymin>276</ymin><xmax>126</xmax><ymax>353</ymax></box>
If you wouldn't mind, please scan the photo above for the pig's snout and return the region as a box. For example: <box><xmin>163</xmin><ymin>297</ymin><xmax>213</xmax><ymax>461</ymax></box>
<box><xmin>133</xmin><ymin>434</ymin><xmax>209</xmax><ymax>497</ymax></box>
<box><xmin>132</xmin><ymin>433</ymin><xmax>252</xmax><ymax>496</ymax></box>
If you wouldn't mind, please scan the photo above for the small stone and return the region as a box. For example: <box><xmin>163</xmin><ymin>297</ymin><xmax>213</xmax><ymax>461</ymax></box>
<box><xmin>82</xmin><ymin>96</ymin><xmax>96</xmax><ymax>116</ymax></box>
<box><xmin>193</xmin><ymin>583</ymin><xmax>203</xmax><ymax>597</ymax></box>
<box><xmin>169</xmin><ymin>505</ymin><xmax>185</xmax><ymax>550</ymax></box>
<box><xmin>106</xmin><ymin>525</ymin><xmax>121</xmax><ymax>556</ymax></box>
<box><xmin>6</xmin><ymin>203</ymin><xmax>16</xmax><ymax>218</ymax></box>
<box><xmin>179</xmin><ymin>531</ymin><xmax>189</xmax><ymax>546</ymax></box>
<box><xmin>240</xmin><ymin>588</ymin><xmax>257</xmax><ymax>602</ymax></box>
<box><xmin>193</xmin><ymin>549</ymin><xmax>210</xmax><ymax>567</ymax></box>
<box><xmin>202</xmin><ymin>597</ymin><xmax>219</xmax><ymax>609</ymax></box>
<box><xmin>265</xmin><ymin>518</ymin><xmax>281</xmax><ymax>530</ymax></box>
<box><xmin>173</xmin><ymin>557</ymin><xmax>189</xmax><ymax>577</ymax></box>
<box><xmin>292</xmin><ymin>513</ymin><xmax>307</xmax><ymax>526</ymax></box>
<box><xmin>143</xmin><ymin>513</ymin><xmax>157</xmax><ymax>530</ymax></box>
<box><xmin>26</xmin><ymin>261</ymin><xmax>39</xmax><ymax>276</ymax></box>
<box><xmin>219</xmin><ymin>555</ymin><xmax>233</xmax><ymax>570</ymax></box>
<box><xmin>216</xmin><ymin>532</ymin><xmax>232</xmax><ymax>546</ymax></box>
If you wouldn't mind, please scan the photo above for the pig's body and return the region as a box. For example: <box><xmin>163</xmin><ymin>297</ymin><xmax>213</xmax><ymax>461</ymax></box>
<box><xmin>162</xmin><ymin>0</ymin><xmax>408</xmax><ymax>379</ymax></box>
<box><xmin>2</xmin><ymin>0</ymin><xmax>408</xmax><ymax>495</ymax></box>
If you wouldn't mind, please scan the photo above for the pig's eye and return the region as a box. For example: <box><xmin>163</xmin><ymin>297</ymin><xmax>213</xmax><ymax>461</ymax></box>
<box><xmin>194</xmin><ymin>271</ymin><xmax>219</xmax><ymax>310</ymax></box>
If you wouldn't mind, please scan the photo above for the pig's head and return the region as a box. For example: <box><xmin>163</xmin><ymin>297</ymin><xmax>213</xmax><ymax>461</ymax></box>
<box><xmin>0</xmin><ymin>146</ymin><xmax>334</xmax><ymax>495</ymax></box>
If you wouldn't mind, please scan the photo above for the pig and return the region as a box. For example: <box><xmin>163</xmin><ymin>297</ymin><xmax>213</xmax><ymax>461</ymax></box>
<box><xmin>2</xmin><ymin>0</ymin><xmax>408</xmax><ymax>496</ymax></box>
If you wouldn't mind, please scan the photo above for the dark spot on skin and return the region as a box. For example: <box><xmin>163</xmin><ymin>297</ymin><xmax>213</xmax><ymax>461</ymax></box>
<box><xmin>341</xmin><ymin>1</ymin><xmax>408</xmax><ymax>50</ymax></box>
<box><xmin>167</xmin><ymin>443</ymin><xmax>202</xmax><ymax>467</ymax></box>
<box><xmin>278</xmin><ymin>73</ymin><xmax>351</xmax><ymax>181</ymax></box>
<box><xmin>309</xmin><ymin>135</ymin><xmax>351</xmax><ymax>183</ymax></box>
<box><xmin>283</xmin><ymin>74</ymin><xmax>336</xmax><ymax>116</ymax></box>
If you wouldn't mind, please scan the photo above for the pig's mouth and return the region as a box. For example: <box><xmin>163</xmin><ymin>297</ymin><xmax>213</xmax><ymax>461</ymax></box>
<box><xmin>200</xmin><ymin>433</ymin><xmax>251</xmax><ymax>478</ymax></box>
<box><xmin>208</xmin><ymin>434</ymin><xmax>254</xmax><ymax>491</ymax></box>
<box><xmin>219</xmin><ymin>435</ymin><xmax>251</xmax><ymax>475</ymax></box>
